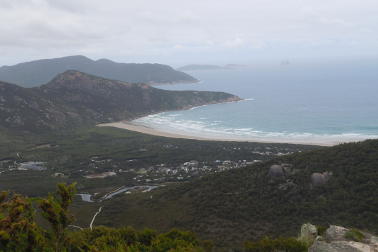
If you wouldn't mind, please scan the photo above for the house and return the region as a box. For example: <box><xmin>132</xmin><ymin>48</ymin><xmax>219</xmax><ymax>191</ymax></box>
<box><xmin>18</xmin><ymin>162</ymin><xmax>46</xmax><ymax>171</ymax></box>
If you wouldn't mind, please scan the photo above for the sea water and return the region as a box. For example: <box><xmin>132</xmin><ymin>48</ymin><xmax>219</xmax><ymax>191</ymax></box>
<box><xmin>133</xmin><ymin>60</ymin><xmax>378</xmax><ymax>144</ymax></box>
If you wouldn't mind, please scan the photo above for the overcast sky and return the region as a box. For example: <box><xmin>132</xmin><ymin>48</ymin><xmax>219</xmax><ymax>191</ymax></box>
<box><xmin>1</xmin><ymin>0</ymin><xmax>378</xmax><ymax>66</ymax></box>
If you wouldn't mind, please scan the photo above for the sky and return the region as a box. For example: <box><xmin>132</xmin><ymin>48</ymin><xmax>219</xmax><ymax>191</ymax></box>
<box><xmin>1</xmin><ymin>0</ymin><xmax>378</xmax><ymax>66</ymax></box>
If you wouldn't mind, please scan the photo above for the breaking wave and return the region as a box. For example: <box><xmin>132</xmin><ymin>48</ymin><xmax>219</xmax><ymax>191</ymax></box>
<box><xmin>133</xmin><ymin>113</ymin><xmax>378</xmax><ymax>145</ymax></box>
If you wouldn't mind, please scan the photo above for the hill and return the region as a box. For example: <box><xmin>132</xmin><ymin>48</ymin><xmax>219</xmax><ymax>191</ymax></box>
<box><xmin>92</xmin><ymin>139</ymin><xmax>378</xmax><ymax>248</ymax></box>
<box><xmin>0</xmin><ymin>55</ymin><xmax>198</xmax><ymax>87</ymax></box>
<box><xmin>0</xmin><ymin>70</ymin><xmax>239</xmax><ymax>132</ymax></box>
<box><xmin>1</xmin><ymin>183</ymin><xmax>376</xmax><ymax>251</ymax></box>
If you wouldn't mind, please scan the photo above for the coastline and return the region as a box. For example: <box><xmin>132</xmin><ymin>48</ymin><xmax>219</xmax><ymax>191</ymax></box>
<box><xmin>95</xmin><ymin>98</ymin><xmax>375</xmax><ymax>147</ymax></box>
<box><xmin>121</xmin><ymin>96</ymin><xmax>243</xmax><ymax>124</ymax></box>
<box><xmin>98</xmin><ymin>121</ymin><xmax>216</xmax><ymax>141</ymax></box>
<box><xmin>97</xmin><ymin>121</ymin><xmax>341</xmax><ymax>146</ymax></box>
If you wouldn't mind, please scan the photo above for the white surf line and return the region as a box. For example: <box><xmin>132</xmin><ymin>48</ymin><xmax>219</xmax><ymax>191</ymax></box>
<box><xmin>90</xmin><ymin>206</ymin><xmax>103</xmax><ymax>230</ymax></box>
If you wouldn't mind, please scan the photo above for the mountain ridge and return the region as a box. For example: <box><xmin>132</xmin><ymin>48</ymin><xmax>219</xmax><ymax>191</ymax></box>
<box><xmin>0</xmin><ymin>55</ymin><xmax>198</xmax><ymax>87</ymax></box>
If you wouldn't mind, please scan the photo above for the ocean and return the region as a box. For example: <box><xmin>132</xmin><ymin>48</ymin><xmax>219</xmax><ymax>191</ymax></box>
<box><xmin>133</xmin><ymin>60</ymin><xmax>378</xmax><ymax>144</ymax></box>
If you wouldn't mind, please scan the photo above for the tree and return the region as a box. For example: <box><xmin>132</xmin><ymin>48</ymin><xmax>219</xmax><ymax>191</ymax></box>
<box><xmin>39</xmin><ymin>183</ymin><xmax>76</xmax><ymax>252</ymax></box>
<box><xmin>0</xmin><ymin>191</ymin><xmax>45</xmax><ymax>251</ymax></box>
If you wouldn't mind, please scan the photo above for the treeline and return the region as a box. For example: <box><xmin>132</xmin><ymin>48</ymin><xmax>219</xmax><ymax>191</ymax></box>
<box><xmin>0</xmin><ymin>184</ymin><xmax>308</xmax><ymax>251</ymax></box>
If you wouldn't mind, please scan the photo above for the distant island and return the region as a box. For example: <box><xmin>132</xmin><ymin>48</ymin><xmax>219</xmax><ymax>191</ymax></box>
<box><xmin>177</xmin><ymin>64</ymin><xmax>248</xmax><ymax>71</ymax></box>
<box><xmin>0</xmin><ymin>55</ymin><xmax>198</xmax><ymax>87</ymax></box>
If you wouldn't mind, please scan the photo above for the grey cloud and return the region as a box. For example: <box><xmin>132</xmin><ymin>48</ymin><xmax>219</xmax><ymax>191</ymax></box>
<box><xmin>1</xmin><ymin>0</ymin><xmax>378</xmax><ymax>65</ymax></box>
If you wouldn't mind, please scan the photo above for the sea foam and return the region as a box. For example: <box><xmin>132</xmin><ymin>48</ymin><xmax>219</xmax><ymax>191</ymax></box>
<box><xmin>134</xmin><ymin>113</ymin><xmax>378</xmax><ymax>145</ymax></box>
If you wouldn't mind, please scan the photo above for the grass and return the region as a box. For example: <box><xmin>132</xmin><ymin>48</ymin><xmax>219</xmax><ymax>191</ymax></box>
<box><xmin>344</xmin><ymin>228</ymin><xmax>365</xmax><ymax>242</ymax></box>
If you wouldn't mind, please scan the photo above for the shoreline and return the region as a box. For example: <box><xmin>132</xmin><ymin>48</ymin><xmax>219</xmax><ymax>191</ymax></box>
<box><xmin>97</xmin><ymin>121</ymin><xmax>347</xmax><ymax>146</ymax></box>
<box><xmin>122</xmin><ymin>96</ymin><xmax>243</xmax><ymax>124</ymax></box>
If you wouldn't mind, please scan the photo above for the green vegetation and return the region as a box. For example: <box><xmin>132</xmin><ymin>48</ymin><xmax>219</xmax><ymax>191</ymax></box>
<box><xmin>0</xmin><ymin>126</ymin><xmax>313</xmax><ymax>197</ymax></box>
<box><xmin>316</xmin><ymin>225</ymin><xmax>328</xmax><ymax>236</ymax></box>
<box><xmin>90</xmin><ymin>140</ymin><xmax>378</xmax><ymax>248</ymax></box>
<box><xmin>344</xmin><ymin>228</ymin><xmax>365</xmax><ymax>242</ymax></box>
<box><xmin>245</xmin><ymin>237</ymin><xmax>308</xmax><ymax>252</ymax></box>
<box><xmin>1</xmin><ymin>130</ymin><xmax>377</xmax><ymax>250</ymax></box>
<box><xmin>0</xmin><ymin>125</ymin><xmax>317</xmax><ymax>250</ymax></box>
<box><xmin>0</xmin><ymin>184</ymin><xmax>211</xmax><ymax>252</ymax></box>
<box><xmin>2</xmin><ymin>125</ymin><xmax>377</xmax><ymax>249</ymax></box>
<box><xmin>1</xmin><ymin>184</ymin><xmax>310</xmax><ymax>252</ymax></box>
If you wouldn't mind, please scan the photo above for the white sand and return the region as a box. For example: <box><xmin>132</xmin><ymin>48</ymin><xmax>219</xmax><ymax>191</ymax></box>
<box><xmin>97</xmin><ymin>121</ymin><xmax>349</xmax><ymax>146</ymax></box>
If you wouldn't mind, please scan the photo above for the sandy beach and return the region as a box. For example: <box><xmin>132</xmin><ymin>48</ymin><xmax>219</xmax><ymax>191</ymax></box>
<box><xmin>98</xmin><ymin>121</ymin><xmax>216</xmax><ymax>141</ymax></box>
<box><xmin>97</xmin><ymin>121</ymin><xmax>345</xmax><ymax>146</ymax></box>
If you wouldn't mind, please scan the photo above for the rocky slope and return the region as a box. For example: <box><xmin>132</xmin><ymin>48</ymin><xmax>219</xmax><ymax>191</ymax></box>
<box><xmin>300</xmin><ymin>223</ymin><xmax>378</xmax><ymax>252</ymax></box>
<box><xmin>0</xmin><ymin>71</ymin><xmax>239</xmax><ymax>132</ymax></box>
<box><xmin>0</xmin><ymin>55</ymin><xmax>198</xmax><ymax>87</ymax></box>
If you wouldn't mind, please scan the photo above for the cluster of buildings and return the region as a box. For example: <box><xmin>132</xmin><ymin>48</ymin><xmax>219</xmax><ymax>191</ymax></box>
<box><xmin>0</xmin><ymin>144</ymin><xmax>297</xmax><ymax>185</ymax></box>
<box><xmin>126</xmin><ymin>159</ymin><xmax>262</xmax><ymax>183</ymax></box>
<box><xmin>0</xmin><ymin>160</ymin><xmax>46</xmax><ymax>172</ymax></box>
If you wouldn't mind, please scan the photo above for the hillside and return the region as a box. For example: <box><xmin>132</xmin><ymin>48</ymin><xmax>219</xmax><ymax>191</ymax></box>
<box><xmin>0</xmin><ymin>55</ymin><xmax>198</xmax><ymax>87</ymax></box>
<box><xmin>12</xmin><ymin>184</ymin><xmax>375</xmax><ymax>251</ymax></box>
<box><xmin>91</xmin><ymin>139</ymin><xmax>378</xmax><ymax>248</ymax></box>
<box><xmin>0</xmin><ymin>71</ymin><xmax>239</xmax><ymax>132</ymax></box>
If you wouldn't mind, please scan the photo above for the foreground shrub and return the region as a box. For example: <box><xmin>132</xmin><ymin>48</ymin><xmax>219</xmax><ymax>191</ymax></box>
<box><xmin>0</xmin><ymin>184</ymin><xmax>211</xmax><ymax>252</ymax></box>
<box><xmin>245</xmin><ymin>237</ymin><xmax>308</xmax><ymax>252</ymax></box>
<box><xmin>344</xmin><ymin>228</ymin><xmax>365</xmax><ymax>242</ymax></box>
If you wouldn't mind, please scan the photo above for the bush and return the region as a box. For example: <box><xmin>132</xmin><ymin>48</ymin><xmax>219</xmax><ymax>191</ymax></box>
<box><xmin>245</xmin><ymin>237</ymin><xmax>308</xmax><ymax>252</ymax></box>
<box><xmin>344</xmin><ymin>228</ymin><xmax>365</xmax><ymax>242</ymax></box>
<box><xmin>316</xmin><ymin>225</ymin><xmax>328</xmax><ymax>236</ymax></box>
<box><xmin>0</xmin><ymin>184</ymin><xmax>211</xmax><ymax>252</ymax></box>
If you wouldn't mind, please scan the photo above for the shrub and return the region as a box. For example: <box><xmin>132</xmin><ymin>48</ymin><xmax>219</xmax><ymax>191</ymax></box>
<box><xmin>245</xmin><ymin>237</ymin><xmax>308</xmax><ymax>252</ymax></box>
<box><xmin>0</xmin><ymin>184</ymin><xmax>210</xmax><ymax>252</ymax></box>
<box><xmin>344</xmin><ymin>228</ymin><xmax>365</xmax><ymax>242</ymax></box>
<box><xmin>316</xmin><ymin>225</ymin><xmax>328</xmax><ymax>236</ymax></box>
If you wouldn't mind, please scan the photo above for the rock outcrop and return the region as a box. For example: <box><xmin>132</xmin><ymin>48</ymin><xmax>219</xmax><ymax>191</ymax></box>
<box><xmin>299</xmin><ymin>223</ymin><xmax>318</xmax><ymax>245</ymax></box>
<box><xmin>310</xmin><ymin>240</ymin><xmax>375</xmax><ymax>252</ymax></box>
<box><xmin>304</xmin><ymin>224</ymin><xmax>378</xmax><ymax>252</ymax></box>
<box><xmin>268</xmin><ymin>164</ymin><xmax>285</xmax><ymax>177</ymax></box>
<box><xmin>311</xmin><ymin>171</ymin><xmax>332</xmax><ymax>186</ymax></box>
<box><xmin>268</xmin><ymin>163</ymin><xmax>297</xmax><ymax>179</ymax></box>
<box><xmin>325</xmin><ymin>225</ymin><xmax>349</xmax><ymax>242</ymax></box>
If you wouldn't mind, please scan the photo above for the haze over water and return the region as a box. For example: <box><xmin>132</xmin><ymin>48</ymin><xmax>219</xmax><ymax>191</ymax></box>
<box><xmin>134</xmin><ymin>60</ymin><xmax>378</xmax><ymax>145</ymax></box>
